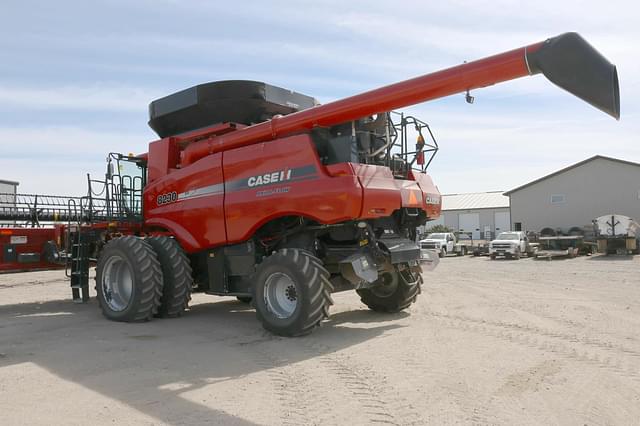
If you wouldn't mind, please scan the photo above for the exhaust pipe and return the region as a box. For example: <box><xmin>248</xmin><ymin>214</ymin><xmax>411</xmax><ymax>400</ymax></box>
<box><xmin>526</xmin><ymin>32</ymin><xmax>620</xmax><ymax>119</ymax></box>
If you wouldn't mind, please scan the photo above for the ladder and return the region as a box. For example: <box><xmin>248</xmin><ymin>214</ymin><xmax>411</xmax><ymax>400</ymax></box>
<box><xmin>65</xmin><ymin>198</ymin><xmax>92</xmax><ymax>303</ymax></box>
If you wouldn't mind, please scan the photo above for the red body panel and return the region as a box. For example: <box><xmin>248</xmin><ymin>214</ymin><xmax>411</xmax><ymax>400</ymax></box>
<box><xmin>142</xmin><ymin>133</ymin><xmax>441</xmax><ymax>253</ymax></box>
<box><xmin>410</xmin><ymin>171</ymin><xmax>442</xmax><ymax>220</ymax></box>
<box><xmin>144</xmin><ymin>152</ymin><xmax>226</xmax><ymax>252</ymax></box>
<box><xmin>0</xmin><ymin>227</ymin><xmax>63</xmax><ymax>273</ymax></box>
<box><xmin>223</xmin><ymin>135</ymin><xmax>362</xmax><ymax>244</ymax></box>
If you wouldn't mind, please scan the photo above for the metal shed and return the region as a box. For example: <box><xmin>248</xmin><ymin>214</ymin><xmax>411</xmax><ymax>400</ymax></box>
<box><xmin>505</xmin><ymin>156</ymin><xmax>640</xmax><ymax>234</ymax></box>
<box><xmin>424</xmin><ymin>191</ymin><xmax>510</xmax><ymax>240</ymax></box>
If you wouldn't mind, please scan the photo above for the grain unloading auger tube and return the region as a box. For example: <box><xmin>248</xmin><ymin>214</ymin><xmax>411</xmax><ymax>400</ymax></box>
<box><xmin>179</xmin><ymin>32</ymin><xmax>619</xmax><ymax>166</ymax></box>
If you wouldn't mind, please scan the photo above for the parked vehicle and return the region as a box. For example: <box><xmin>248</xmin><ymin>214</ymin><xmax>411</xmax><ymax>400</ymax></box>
<box><xmin>594</xmin><ymin>214</ymin><xmax>640</xmax><ymax>255</ymax></box>
<box><xmin>420</xmin><ymin>232</ymin><xmax>469</xmax><ymax>257</ymax></box>
<box><xmin>489</xmin><ymin>231</ymin><xmax>539</xmax><ymax>259</ymax></box>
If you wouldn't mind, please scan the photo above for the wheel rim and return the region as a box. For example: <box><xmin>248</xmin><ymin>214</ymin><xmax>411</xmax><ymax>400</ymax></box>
<box><xmin>264</xmin><ymin>272</ymin><xmax>298</xmax><ymax>319</ymax></box>
<box><xmin>101</xmin><ymin>255</ymin><xmax>134</xmax><ymax>312</ymax></box>
<box><xmin>370</xmin><ymin>271</ymin><xmax>399</xmax><ymax>298</ymax></box>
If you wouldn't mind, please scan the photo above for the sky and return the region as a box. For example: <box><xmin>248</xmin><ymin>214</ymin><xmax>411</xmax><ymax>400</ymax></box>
<box><xmin>1</xmin><ymin>0</ymin><xmax>639</xmax><ymax>196</ymax></box>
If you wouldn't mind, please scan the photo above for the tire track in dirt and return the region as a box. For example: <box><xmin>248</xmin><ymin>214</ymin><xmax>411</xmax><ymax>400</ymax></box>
<box><xmin>234</xmin><ymin>334</ymin><xmax>340</xmax><ymax>426</ymax></box>
<box><xmin>429</xmin><ymin>275</ymin><xmax>640</xmax><ymax>352</ymax></box>
<box><xmin>423</xmin><ymin>311</ymin><xmax>640</xmax><ymax>381</ymax></box>
<box><xmin>364</xmin><ymin>318</ymin><xmax>499</xmax><ymax>426</ymax></box>
<box><xmin>0</xmin><ymin>278</ymin><xmax>66</xmax><ymax>289</ymax></box>
<box><xmin>441</xmin><ymin>275</ymin><xmax>593</xmax><ymax>332</ymax></box>
<box><xmin>238</xmin><ymin>329</ymin><xmax>424</xmax><ymax>425</ymax></box>
<box><xmin>301</xmin><ymin>339</ymin><xmax>419</xmax><ymax>425</ymax></box>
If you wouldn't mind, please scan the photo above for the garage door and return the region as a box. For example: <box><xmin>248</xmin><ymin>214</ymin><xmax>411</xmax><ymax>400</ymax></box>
<box><xmin>459</xmin><ymin>213</ymin><xmax>480</xmax><ymax>240</ymax></box>
<box><xmin>494</xmin><ymin>211</ymin><xmax>511</xmax><ymax>237</ymax></box>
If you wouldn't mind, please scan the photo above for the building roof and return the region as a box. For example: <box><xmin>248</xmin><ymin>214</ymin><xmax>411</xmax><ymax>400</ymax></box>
<box><xmin>0</xmin><ymin>179</ymin><xmax>19</xmax><ymax>186</ymax></box>
<box><xmin>442</xmin><ymin>191</ymin><xmax>509</xmax><ymax>211</ymax></box>
<box><xmin>504</xmin><ymin>155</ymin><xmax>640</xmax><ymax>195</ymax></box>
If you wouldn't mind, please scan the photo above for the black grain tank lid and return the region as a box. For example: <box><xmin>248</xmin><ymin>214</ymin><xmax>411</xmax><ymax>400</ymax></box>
<box><xmin>148</xmin><ymin>80</ymin><xmax>317</xmax><ymax>138</ymax></box>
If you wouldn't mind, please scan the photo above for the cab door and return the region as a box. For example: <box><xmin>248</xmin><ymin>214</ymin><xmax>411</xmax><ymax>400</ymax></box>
<box><xmin>447</xmin><ymin>234</ymin><xmax>455</xmax><ymax>252</ymax></box>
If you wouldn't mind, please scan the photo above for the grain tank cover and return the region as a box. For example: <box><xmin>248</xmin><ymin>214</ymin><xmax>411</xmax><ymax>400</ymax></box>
<box><xmin>148</xmin><ymin>80</ymin><xmax>318</xmax><ymax>138</ymax></box>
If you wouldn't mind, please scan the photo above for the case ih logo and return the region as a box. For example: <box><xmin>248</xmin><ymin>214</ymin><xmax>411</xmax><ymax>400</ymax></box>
<box><xmin>247</xmin><ymin>169</ymin><xmax>292</xmax><ymax>188</ymax></box>
<box><xmin>425</xmin><ymin>194</ymin><xmax>441</xmax><ymax>205</ymax></box>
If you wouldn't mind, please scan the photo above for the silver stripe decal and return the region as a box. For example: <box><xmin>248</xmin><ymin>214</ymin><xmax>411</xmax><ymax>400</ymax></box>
<box><xmin>178</xmin><ymin>183</ymin><xmax>224</xmax><ymax>201</ymax></box>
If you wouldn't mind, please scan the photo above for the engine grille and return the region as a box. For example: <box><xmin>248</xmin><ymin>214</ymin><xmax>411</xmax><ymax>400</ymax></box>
<box><xmin>492</xmin><ymin>243</ymin><xmax>513</xmax><ymax>249</ymax></box>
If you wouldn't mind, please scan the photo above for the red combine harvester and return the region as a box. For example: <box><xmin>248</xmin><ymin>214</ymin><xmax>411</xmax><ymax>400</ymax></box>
<box><xmin>3</xmin><ymin>33</ymin><xmax>619</xmax><ymax>336</ymax></box>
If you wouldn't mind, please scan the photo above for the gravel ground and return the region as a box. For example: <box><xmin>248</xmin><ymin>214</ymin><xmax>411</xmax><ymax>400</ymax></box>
<box><xmin>1</xmin><ymin>254</ymin><xmax>639</xmax><ymax>425</ymax></box>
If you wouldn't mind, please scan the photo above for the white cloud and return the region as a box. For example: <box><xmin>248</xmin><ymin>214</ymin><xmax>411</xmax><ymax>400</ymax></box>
<box><xmin>0</xmin><ymin>85</ymin><xmax>158</xmax><ymax>112</ymax></box>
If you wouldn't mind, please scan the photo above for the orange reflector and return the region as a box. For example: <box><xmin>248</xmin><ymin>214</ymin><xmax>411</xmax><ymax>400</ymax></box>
<box><xmin>408</xmin><ymin>191</ymin><xmax>418</xmax><ymax>205</ymax></box>
<box><xmin>0</xmin><ymin>230</ymin><xmax>12</xmax><ymax>235</ymax></box>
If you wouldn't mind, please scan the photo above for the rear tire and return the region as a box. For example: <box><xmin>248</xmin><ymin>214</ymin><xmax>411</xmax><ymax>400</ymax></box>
<box><xmin>146</xmin><ymin>236</ymin><xmax>193</xmax><ymax>318</ymax></box>
<box><xmin>357</xmin><ymin>267</ymin><xmax>422</xmax><ymax>313</ymax></box>
<box><xmin>96</xmin><ymin>236</ymin><xmax>163</xmax><ymax>322</ymax></box>
<box><xmin>253</xmin><ymin>249</ymin><xmax>334</xmax><ymax>337</ymax></box>
<box><xmin>490</xmin><ymin>254</ymin><xmax>496</xmax><ymax>260</ymax></box>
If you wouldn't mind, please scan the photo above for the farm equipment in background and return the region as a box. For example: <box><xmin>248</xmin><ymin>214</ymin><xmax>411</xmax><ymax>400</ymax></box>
<box><xmin>0</xmin><ymin>193</ymin><xmax>75</xmax><ymax>273</ymax></box>
<box><xmin>0</xmin><ymin>226</ymin><xmax>65</xmax><ymax>273</ymax></box>
<box><xmin>2</xmin><ymin>33</ymin><xmax>620</xmax><ymax>336</ymax></box>
<box><xmin>594</xmin><ymin>214</ymin><xmax>640</xmax><ymax>255</ymax></box>
<box><xmin>535</xmin><ymin>235</ymin><xmax>596</xmax><ymax>260</ymax></box>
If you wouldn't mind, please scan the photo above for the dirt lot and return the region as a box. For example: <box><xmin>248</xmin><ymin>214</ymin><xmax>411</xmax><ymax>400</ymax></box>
<box><xmin>1</xmin><ymin>254</ymin><xmax>639</xmax><ymax>425</ymax></box>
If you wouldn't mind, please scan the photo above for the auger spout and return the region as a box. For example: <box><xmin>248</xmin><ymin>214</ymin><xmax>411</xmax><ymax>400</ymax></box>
<box><xmin>179</xmin><ymin>32</ymin><xmax>619</xmax><ymax>166</ymax></box>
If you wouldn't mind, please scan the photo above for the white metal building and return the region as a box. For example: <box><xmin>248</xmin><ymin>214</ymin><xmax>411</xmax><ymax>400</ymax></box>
<box><xmin>0</xmin><ymin>179</ymin><xmax>18</xmax><ymax>195</ymax></box>
<box><xmin>505</xmin><ymin>155</ymin><xmax>640</xmax><ymax>233</ymax></box>
<box><xmin>424</xmin><ymin>191</ymin><xmax>510</xmax><ymax>240</ymax></box>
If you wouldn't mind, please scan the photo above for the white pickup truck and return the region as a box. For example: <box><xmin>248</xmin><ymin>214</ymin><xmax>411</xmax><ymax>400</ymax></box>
<box><xmin>420</xmin><ymin>232</ymin><xmax>469</xmax><ymax>258</ymax></box>
<box><xmin>489</xmin><ymin>231</ymin><xmax>538</xmax><ymax>259</ymax></box>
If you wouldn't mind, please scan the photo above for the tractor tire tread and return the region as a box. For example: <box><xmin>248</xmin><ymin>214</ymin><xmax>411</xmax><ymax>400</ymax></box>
<box><xmin>146</xmin><ymin>236</ymin><xmax>193</xmax><ymax>318</ymax></box>
<box><xmin>357</xmin><ymin>270</ymin><xmax>423</xmax><ymax>313</ymax></box>
<box><xmin>254</xmin><ymin>248</ymin><xmax>332</xmax><ymax>337</ymax></box>
<box><xmin>95</xmin><ymin>236</ymin><xmax>163</xmax><ymax>322</ymax></box>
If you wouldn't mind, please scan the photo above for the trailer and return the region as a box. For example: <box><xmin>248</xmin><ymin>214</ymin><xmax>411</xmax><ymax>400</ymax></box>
<box><xmin>0</xmin><ymin>193</ymin><xmax>82</xmax><ymax>273</ymax></box>
<box><xmin>594</xmin><ymin>214</ymin><xmax>640</xmax><ymax>255</ymax></box>
<box><xmin>535</xmin><ymin>235</ymin><xmax>595</xmax><ymax>260</ymax></box>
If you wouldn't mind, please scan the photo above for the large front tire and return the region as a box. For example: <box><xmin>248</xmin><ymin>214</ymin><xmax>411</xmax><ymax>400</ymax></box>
<box><xmin>146</xmin><ymin>236</ymin><xmax>193</xmax><ymax>318</ymax></box>
<box><xmin>253</xmin><ymin>249</ymin><xmax>333</xmax><ymax>337</ymax></box>
<box><xmin>357</xmin><ymin>267</ymin><xmax>422</xmax><ymax>313</ymax></box>
<box><xmin>96</xmin><ymin>236</ymin><xmax>163</xmax><ymax>322</ymax></box>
